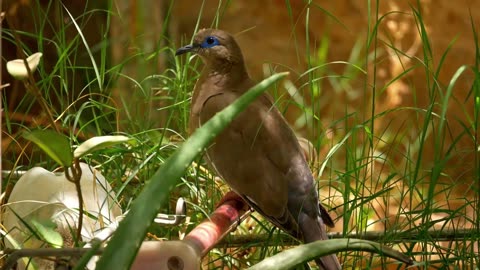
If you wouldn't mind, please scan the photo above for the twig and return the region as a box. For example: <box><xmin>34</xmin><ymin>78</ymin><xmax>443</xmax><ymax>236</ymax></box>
<box><xmin>1</xmin><ymin>247</ymin><xmax>102</xmax><ymax>270</ymax></box>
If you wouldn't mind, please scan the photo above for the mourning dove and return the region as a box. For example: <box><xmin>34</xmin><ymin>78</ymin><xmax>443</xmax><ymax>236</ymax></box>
<box><xmin>176</xmin><ymin>28</ymin><xmax>341</xmax><ymax>269</ymax></box>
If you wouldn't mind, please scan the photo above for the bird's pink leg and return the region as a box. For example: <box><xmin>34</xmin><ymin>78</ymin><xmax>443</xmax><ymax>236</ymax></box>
<box><xmin>215</xmin><ymin>190</ymin><xmax>247</xmax><ymax>208</ymax></box>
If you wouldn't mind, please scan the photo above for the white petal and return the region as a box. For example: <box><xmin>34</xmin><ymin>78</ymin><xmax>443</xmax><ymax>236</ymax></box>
<box><xmin>6</xmin><ymin>52</ymin><xmax>43</xmax><ymax>80</ymax></box>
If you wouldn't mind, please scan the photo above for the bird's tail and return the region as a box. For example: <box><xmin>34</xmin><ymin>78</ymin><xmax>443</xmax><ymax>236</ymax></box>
<box><xmin>299</xmin><ymin>214</ymin><xmax>341</xmax><ymax>270</ymax></box>
<box><xmin>314</xmin><ymin>256</ymin><xmax>341</xmax><ymax>270</ymax></box>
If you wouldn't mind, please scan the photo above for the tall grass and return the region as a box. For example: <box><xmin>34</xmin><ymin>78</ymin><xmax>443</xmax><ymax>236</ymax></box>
<box><xmin>1</xmin><ymin>0</ymin><xmax>479</xmax><ymax>269</ymax></box>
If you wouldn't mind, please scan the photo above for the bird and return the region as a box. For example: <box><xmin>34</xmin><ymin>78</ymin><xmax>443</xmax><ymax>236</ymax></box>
<box><xmin>176</xmin><ymin>28</ymin><xmax>341</xmax><ymax>269</ymax></box>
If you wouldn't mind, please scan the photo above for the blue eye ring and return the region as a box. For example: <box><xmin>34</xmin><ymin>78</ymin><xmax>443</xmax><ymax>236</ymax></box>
<box><xmin>201</xmin><ymin>36</ymin><xmax>220</xmax><ymax>48</ymax></box>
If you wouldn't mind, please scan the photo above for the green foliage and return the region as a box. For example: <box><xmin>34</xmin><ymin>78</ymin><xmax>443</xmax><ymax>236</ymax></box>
<box><xmin>23</xmin><ymin>130</ymin><xmax>73</xmax><ymax>167</ymax></box>
<box><xmin>248</xmin><ymin>239</ymin><xmax>412</xmax><ymax>270</ymax></box>
<box><xmin>24</xmin><ymin>130</ymin><xmax>135</xmax><ymax>167</ymax></box>
<box><xmin>30</xmin><ymin>219</ymin><xmax>64</xmax><ymax>249</ymax></box>
<box><xmin>73</xmin><ymin>135</ymin><xmax>134</xmax><ymax>159</ymax></box>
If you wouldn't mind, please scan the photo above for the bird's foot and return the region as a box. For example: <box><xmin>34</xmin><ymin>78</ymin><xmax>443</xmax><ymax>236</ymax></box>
<box><xmin>215</xmin><ymin>191</ymin><xmax>253</xmax><ymax>228</ymax></box>
<box><xmin>215</xmin><ymin>190</ymin><xmax>247</xmax><ymax>209</ymax></box>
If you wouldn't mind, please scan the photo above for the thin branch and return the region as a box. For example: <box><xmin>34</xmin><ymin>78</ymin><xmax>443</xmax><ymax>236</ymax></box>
<box><xmin>1</xmin><ymin>247</ymin><xmax>102</xmax><ymax>270</ymax></box>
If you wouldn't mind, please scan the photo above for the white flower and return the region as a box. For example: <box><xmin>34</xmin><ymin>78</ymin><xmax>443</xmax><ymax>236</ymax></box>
<box><xmin>2</xmin><ymin>163</ymin><xmax>121</xmax><ymax>269</ymax></box>
<box><xmin>6</xmin><ymin>52</ymin><xmax>43</xmax><ymax>80</ymax></box>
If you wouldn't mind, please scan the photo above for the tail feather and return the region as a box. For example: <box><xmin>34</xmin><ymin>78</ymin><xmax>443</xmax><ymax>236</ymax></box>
<box><xmin>314</xmin><ymin>255</ymin><xmax>342</xmax><ymax>270</ymax></box>
<box><xmin>318</xmin><ymin>203</ymin><xmax>335</xmax><ymax>228</ymax></box>
<box><xmin>299</xmin><ymin>213</ymin><xmax>341</xmax><ymax>270</ymax></box>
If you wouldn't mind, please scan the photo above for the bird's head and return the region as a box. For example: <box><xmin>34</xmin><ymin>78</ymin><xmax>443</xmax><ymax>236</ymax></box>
<box><xmin>176</xmin><ymin>29</ymin><xmax>244</xmax><ymax>68</ymax></box>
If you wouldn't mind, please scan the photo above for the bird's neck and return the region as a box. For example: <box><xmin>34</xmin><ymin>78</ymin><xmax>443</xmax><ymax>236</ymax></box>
<box><xmin>203</xmin><ymin>61</ymin><xmax>250</xmax><ymax>89</ymax></box>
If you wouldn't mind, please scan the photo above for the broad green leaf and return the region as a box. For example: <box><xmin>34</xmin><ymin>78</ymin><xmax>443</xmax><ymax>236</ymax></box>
<box><xmin>91</xmin><ymin>72</ymin><xmax>288</xmax><ymax>270</ymax></box>
<box><xmin>30</xmin><ymin>219</ymin><xmax>63</xmax><ymax>249</ymax></box>
<box><xmin>73</xmin><ymin>135</ymin><xmax>134</xmax><ymax>158</ymax></box>
<box><xmin>247</xmin><ymin>238</ymin><xmax>413</xmax><ymax>270</ymax></box>
<box><xmin>23</xmin><ymin>130</ymin><xmax>73</xmax><ymax>167</ymax></box>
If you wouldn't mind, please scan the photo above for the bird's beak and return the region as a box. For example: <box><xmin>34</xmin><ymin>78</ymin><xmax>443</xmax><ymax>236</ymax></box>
<box><xmin>175</xmin><ymin>44</ymin><xmax>197</xmax><ymax>56</ymax></box>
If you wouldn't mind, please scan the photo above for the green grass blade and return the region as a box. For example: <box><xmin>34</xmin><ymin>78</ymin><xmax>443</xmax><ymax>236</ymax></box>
<box><xmin>247</xmin><ymin>238</ymin><xmax>412</xmax><ymax>270</ymax></box>
<box><xmin>61</xmin><ymin>3</ymin><xmax>102</xmax><ymax>92</ymax></box>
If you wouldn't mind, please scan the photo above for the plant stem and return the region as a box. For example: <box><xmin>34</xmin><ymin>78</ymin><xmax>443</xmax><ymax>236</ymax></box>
<box><xmin>65</xmin><ymin>159</ymin><xmax>84</xmax><ymax>243</ymax></box>
<box><xmin>23</xmin><ymin>79</ymin><xmax>59</xmax><ymax>133</ymax></box>
<box><xmin>5</xmin><ymin>14</ymin><xmax>59</xmax><ymax>133</ymax></box>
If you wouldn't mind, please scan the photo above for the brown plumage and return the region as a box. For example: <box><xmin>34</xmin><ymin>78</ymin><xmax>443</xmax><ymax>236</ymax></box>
<box><xmin>176</xmin><ymin>28</ymin><xmax>341</xmax><ymax>269</ymax></box>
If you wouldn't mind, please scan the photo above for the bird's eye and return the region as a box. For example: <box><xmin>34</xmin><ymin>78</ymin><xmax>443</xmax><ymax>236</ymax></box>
<box><xmin>201</xmin><ymin>36</ymin><xmax>220</xmax><ymax>48</ymax></box>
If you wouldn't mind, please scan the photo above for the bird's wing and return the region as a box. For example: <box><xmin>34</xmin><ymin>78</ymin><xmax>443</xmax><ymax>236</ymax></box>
<box><xmin>258</xmin><ymin>94</ymin><xmax>336</xmax><ymax>228</ymax></box>
<box><xmin>198</xmin><ymin>90</ymin><xmax>312</xmax><ymax>235</ymax></box>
